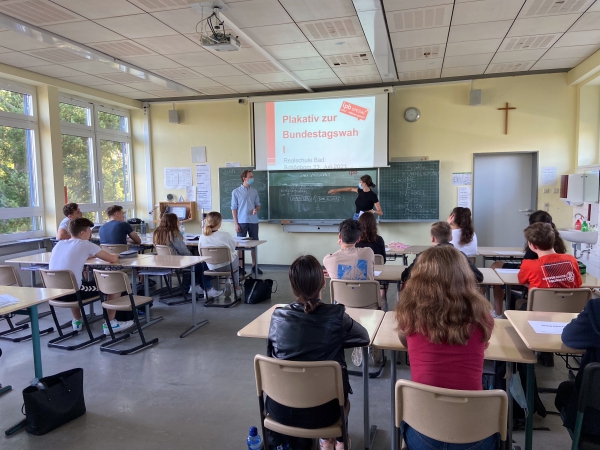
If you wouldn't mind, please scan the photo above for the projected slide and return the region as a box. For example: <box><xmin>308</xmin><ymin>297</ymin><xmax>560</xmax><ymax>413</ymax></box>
<box><xmin>263</xmin><ymin>97</ymin><xmax>376</xmax><ymax>170</ymax></box>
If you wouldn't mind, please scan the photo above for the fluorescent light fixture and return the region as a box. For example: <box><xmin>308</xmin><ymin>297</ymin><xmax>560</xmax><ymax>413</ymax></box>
<box><xmin>352</xmin><ymin>0</ymin><xmax>398</xmax><ymax>83</ymax></box>
<box><xmin>0</xmin><ymin>12</ymin><xmax>202</xmax><ymax>96</ymax></box>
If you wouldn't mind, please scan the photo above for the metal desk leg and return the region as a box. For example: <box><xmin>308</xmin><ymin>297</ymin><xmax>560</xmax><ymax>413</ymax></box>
<box><xmin>506</xmin><ymin>362</ymin><xmax>517</xmax><ymax>450</ymax></box>
<box><xmin>525</xmin><ymin>364</ymin><xmax>534</xmax><ymax>450</ymax></box>
<box><xmin>131</xmin><ymin>268</ymin><xmax>163</xmax><ymax>333</ymax></box>
<box><xmin>29</xmin><ymin>305</ymin><xmax>42</xmax><ymax>379</ymax></box>
<box><xmin>363</xmin><ymin>346</ymin><xmax>376</xmax><ymax>450</ymax></box>
<box><xmin>180</xmin><ymin>266</ymin><xmax>208</xmax><ymax>338</ymax></box>
<box><xmin>391</xmin><ymin>350</ymin><xmax>397</xmax><ymax>450</ymax></box>
<box><xmin>254</xmin><ymin>247</ymin><xmax>259</xmax><ymax>278</ymax></box>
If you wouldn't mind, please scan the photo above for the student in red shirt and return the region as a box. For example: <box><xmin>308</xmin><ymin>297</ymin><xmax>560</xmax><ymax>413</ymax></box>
<box><xmin>395</xmin><ymin>245</ymin><xmax>496</xmax><ymax>450</ymax></box>
<box><xmin>518</xmin><ymin>222</ymin><xmax>582</xmax><ymax>289</ymax></box>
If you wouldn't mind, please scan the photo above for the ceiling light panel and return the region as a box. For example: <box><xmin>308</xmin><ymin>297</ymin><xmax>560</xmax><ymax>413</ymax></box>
<box><xmin>91</xmin><ymin>41</ymin><xmax>155</xmax><ymax>58</ymax></box>
<box><xmin>128</xmin><ymin>0</ymin><xmax>191</xmax><ymax>12</ymax></box>
<box><xmin>324</xmin><ymin>53</ymin><xmax>374</xmax><ymax>67</ymax></box>
<box><xmin>486</xmin><ymin>61</ymin><xmax>534</xmax><ymax>73</ymax></box>
<box><xmin>341</xmin><ymin>75</ymin><xmax>382</xmax><ymax>84</ymax></box>
<box><xmin>298</xmin><ymin>17</ymin><xmax>363</xmax><ymax>41</ymax></box>
<box><xmin>395</xmin><ymin>45</ymin><xmax>444</xmax><ymax>61</ymax></box>
<box><xmin>386</xmin><ymin>5</ymin><xmax>452</xmax><ymax>33</ymax></box>
<box><xmin>279</xmin><ymin>0</ymin><xmax>358</xmax><ymax>22</ymax></box>
<box><xmin>397</xmin><ymin>69</ymin><xmax>440</xmax><ymax>81</ymax></box>
<box><xmin>0</xmin><ymin>0</ymin><xmax>81</xmax><ymax>26</ymax></box>
<box><xmin>521</xmin><ymin>0</ymin><xmax>594</xmax><ymax>17</ymax></box>
<box><xmin>25</xmin><ymin>47</ymin><xmax>88</xmax><ymax>63</ymax></box>
<box><xmin>501</xmin><ymin>34</ymin><xmax>559</xmax><ymax>51</ymax></box>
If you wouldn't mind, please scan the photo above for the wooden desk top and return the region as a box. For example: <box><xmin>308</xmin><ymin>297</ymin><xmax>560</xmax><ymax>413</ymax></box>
<box><xmin>84</xmin><ymin>254</ymin><xmax>154</xmax><ymax>267</ymax></box>
<box><xmin>0</xmin><ymin>286</ymin><xmax>75</xmax><ymax>315</ymax></box>
<box><xmin>374</xmin><ymin>264</ymin><xmax>406</xmax><ymax>282</ymax></box>
<box><xmin>478</xmin><ymin>247</ymin><xmax>524</xmax><ymax>257</ymax></box>
<box><xmin>387</xmin><ymin>245</ymin><xmax>429</xmax><ymax>256</ymax></box>
<box><xmin>127</xmin><ymin>255</ymin><xmax>209</xmax><ymax>269</ymax></box>
<box><xmin>234</xmin><ymin>239</ymin><xmax>267</xmax><ymax>248</ymax></box>
<box><xmin>505</xmin><ymin>310</ymin><xmax>582</xmax><ymax>354</ymax></box>
<box><xmin>480</xmin><ymin>268</ymin><xmax>504</xmax><ymax>286</ymax></box>
<box><xmin>237</xmin><ymin>303</ymin><xmax>384</xmax><ymax>345</ymax></box>
<box><xmin>494</xmin><ymin>269</ymin><xmax>600</xmax><ymax>288</ymax></box>
<box><xmin>5</xmin><ymin>252</ymin><xmax>52</xmax><ymax>264</ymax></box>
<box><xmin>372</xmin><ymin>311</ymin><xmax>406</xmax><ymax>351</ymax></box>
<box><xmin>138</xmin><ymin>233</ymin><xmax>267</xmax><ymax>249</ymax></box>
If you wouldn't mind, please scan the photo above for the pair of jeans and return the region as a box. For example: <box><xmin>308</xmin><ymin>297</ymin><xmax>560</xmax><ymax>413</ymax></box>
<box><xmin>401</xmin><ymin>423</ymin><xmax>500</xmax><ymax>450</ymax></box>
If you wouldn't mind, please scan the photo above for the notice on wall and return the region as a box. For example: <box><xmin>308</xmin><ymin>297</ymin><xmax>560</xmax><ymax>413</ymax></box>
<box><xmin>186</xmin><ymin>186</ymin><xmax>196</xmax><ymax>202</ymax></box>
<box><xmin>196</xmin><ymin>164</ymin><xmax>212</xmax><ymax>210</ymax></box>
<box><xmin>226</xmin><ymin>162</ymin><xmax>240</xmax><ymax>167</ymax></box>
<box><xmin>452</xmin><ymin>172</ymin><xmax>472</xmax><ymax>186</ymax></box>
<box><xmin>458</xmin><ymin>186</ymin><xmax>472</xmax><ymax>208</ymax></box>
<box><xmin>164</xmin><ymin>167</ymin><xmax>192</xmax><ymax>189</ymax></box>
<box><xmin>541</xmin><ymin>167</ymin><xmax>557</xmax><ymax>186</ymax></box>
<box><xmin>191</xmin><ymin>146</ymin><xmax>207</xmax><ymax>163</ymax></box>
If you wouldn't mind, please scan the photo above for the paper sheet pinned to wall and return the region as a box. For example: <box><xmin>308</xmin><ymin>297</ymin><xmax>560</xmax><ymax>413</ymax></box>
<box><xmin>541</xmin><ymin>167</ymin><xmax>557</xmax><ymax>186</ymax></box>
<box><xmin>196</xmin><ymin>164</ymin><xmax>212</xmax><ymax>210</ymax></box>
<box><xmin>458</xmin><ymin>186</ymin><xmax>472</xmax><ymax>208</ymax></box>
<box><xmin>191</xmin><ymin>146</ymin><xmax>206</xmax><ymax>163</ymax></box>
<box><xmin>164</xmin><ymin>167</ymin><xmax>192</xmax><ymax>189</ymax></box>
<box><xmin>452</xmin><ymin>172</ymin><xmax>472</xmax><ymax>185</ymax></box>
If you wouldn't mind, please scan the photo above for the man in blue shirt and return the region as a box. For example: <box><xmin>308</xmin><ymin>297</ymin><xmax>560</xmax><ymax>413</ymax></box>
<box><xmin>231</xmin><ymin>169</ymin><xmax>262</xmax><ymax>274</ymax></box>
<box><xmin>99</xmin><ymin>205</ymin><xmax>141</xmax><ymax>245</ymax></box>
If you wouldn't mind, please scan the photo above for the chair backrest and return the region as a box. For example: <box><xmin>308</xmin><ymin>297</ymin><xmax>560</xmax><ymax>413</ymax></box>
<box><xmin>199</xmin><ymin>246</ymin><xmax>231</xmax><ymax>265</ymax></box>
<box><xmin>330</xmin><ymin>279</ymin><xmax>380</xmax><ymax>309</ymax></box>
<box><xmin>527</xmin><ymin>288</ymin><xmax>592</xmax><ymax>313</ymax></box>
<box><xmin>155</xmin><ymin>244</ymin><xmax>174</xmax><ymax>256</ymax></box>
<box><xmin>579</xmin><ymin>362</ymin><xmax>600</xmax><ymax>413</ymax></box>
<box><xmin>93</xmin><ymin>270</ymin><xmax>131</xmax><ymax>295</ymax></box>
<box><xmin>254</xmin><ymin>355</ymin><xmax>344</xmax><ymax>409</ymax></box>
<box><xmin>0</xmin><ymin>265</ymin><xmax>22</xmax><ymax>286</ymax></box>
<box><xmin>395</xmin><ymin>379</ymin><xmax>507</xmax><ymax>445</ymax></box>
<box><xmin>374</xmin><ymin>254</ymin><xmax>384</xmax><ymax>265</ymax></box>
<box><xmin>101</xmin><ymin>244</ymin><xmax>128</xmax><ymax>254</ymax></box>
<box><xmin>39</xmin><ymin>269</ymin><xmax>79</xmax><ymax>291</ymax></box>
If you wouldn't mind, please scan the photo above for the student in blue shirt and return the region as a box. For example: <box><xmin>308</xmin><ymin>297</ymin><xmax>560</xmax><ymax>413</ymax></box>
<box><xmin>99</xmin><ymin>205</ymin><xmax>142</xmax><ymax>246</ymax></box>
<box><xmin>231</xmin><ymin>169</ymin><xmax>262</xmax><ymax>274</ymax></box>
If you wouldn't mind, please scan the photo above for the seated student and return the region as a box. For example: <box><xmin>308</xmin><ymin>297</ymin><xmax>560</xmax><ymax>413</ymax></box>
<box><xmin>491</xmin><ymin>211</ymin><xmax>567</xmax><ymax>318</ymax></box>
<box><xmin>448</xmin><ymin>207</ymin><xmax>478</xmax><ymax>257</ymax></box>
<box><xmin>56</xmin><ymin>203</ymin><xmax>82</xmax><ymax>240</ymax></box>
<box><xmin>395</xmin><ymin>245</ymin><xmax>496</xmax><ymax>450</ymax></box>
<box><xmin>199</xmin><ymin>211</ymin><xmax>242</xmax><ymax>298</ymax></box>
<box><xmin>323</xmin><ymin>218</ymin><xmax>374</xmax><ymax>281</ymax></box>
<box><xmin>401</xmin><ymin>221</ymin><xmax>483</xmax><ymax>285</ymax></box>
<box><xmin>99</xmin><ymin>205</ymin><xmax>141</xmax><ymax>245</ymax></box>
<box><xmin>356</xmin><ymin>212</ymin><xmax>388</xmax><ymax>300</ymax></box>
<box><xmin>49</xmin><ymin>218</ymin><xmax>133</xmax><ymax>334</ymax></box>
<box><xmin>555</xmin><ymin>297</ymin><xmax>600</xmax><ymax>438</ymax></box>
<box><xmin>267</xmin><ymin>255</ymin><xmax>369</xmax><ymax>450</ymax></box>
<box><xmin>153</xmin><ymin>213</ymin><xmax>222</xmax><ymax>298</ymax></box>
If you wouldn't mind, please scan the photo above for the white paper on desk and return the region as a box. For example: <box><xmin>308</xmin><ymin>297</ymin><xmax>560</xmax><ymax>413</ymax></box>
<box><xmin>374</xmin><ymin>270</ymin><xmax>382</xmax><ymax>276</ymax></box>
<box><xmin>528</xmin><ymin>321</ymin><xmax>568</xmax><ymax>334</ymax></box>
<box><xmin>493</xmin><ymin>251</ymin><xmax>524</xmax><ymax>256</ymax></box>
<box><xmin>0</xmin><ymin>294</ymin><xmax>20</xmax><ymax>308</ymax></box>
<box><xmin>495</xmin><ymin>269</ymin><xmax>520</xmax><ymax>274</ymax></box>
<box><xmin>233</xmin><ymin>236</ymin><xmax>249</xmax><ymax>241</ymax></box>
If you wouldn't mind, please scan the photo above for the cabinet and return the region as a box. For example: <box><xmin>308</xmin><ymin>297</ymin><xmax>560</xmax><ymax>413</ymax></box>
<box><xmin>561</xmin><ymin>172</ymin><xmax>600</xmax><ymax>205</ymax></box>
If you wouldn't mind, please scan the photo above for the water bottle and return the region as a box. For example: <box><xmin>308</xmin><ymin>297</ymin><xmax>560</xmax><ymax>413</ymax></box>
<box><xmin>224</xmin><ymin>277</ymin><xmax>232</xmax><ymax>297</ymax></box>
<box><xmin>140</xmin><ymin>221</ymin><xmax>147</xmax><ymax>237</ymax></box>
<box><xmin>247</xmin><ymin>426</ymin><xmax>262</xmax><ymax>450</ymax></box>
<box><xmin>179</xmin><ymin>222</ymin><xmax>185</xmax><ymax>237</ymax></box>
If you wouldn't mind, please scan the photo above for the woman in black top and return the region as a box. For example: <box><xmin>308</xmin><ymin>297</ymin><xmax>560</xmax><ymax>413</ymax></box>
<box><xmin>356</xmin><ymin>212</ymin><xmax>388</xmax><ymax>302</ymax></box>
<box><xmin>328</xmin><ymin>174</ymin><xmax>383</xmax><ymax>220</ymax></box>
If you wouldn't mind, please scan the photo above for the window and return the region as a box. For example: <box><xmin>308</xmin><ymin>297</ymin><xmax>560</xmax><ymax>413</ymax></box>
<box><xmin>60</xmin><ymin>97</ymin><xmax>133</xmax><ymax>223</ymax></box>
<box><xmin>0</xmin><ymin>82</ymin><xmax>43</xmax><ymax>242</ymax></box>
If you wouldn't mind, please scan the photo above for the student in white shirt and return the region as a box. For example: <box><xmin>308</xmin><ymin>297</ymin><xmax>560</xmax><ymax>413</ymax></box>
<box><xmin>199</xmin><ymin>211</ymin><xmax>243</xmax><ymax>299</ymax></box>
<box><xmin>49</xmin><ymin>218</ymin><xmax>133</xmax><ymax>334</ymax></box>
<box><xmin>56</xmin><ymin>203</ymin><xmax>82</xmax><ymax>240</ymax></box>
<box><xmin>447</xmin><ymin>207</ymin><xmax>478</xmax><ymax>257</ymax></box>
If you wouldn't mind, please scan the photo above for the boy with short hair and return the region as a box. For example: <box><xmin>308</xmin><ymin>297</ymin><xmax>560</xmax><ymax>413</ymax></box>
<box><xmin>99</xmin><ymin>205</ymin><xmax>141</xmax><ymax>245</ymax></box>
<box><xmin>56</xmin><ymin>203</ymin><xmax>82</xmax><ymax>240</ymax></box>
<box><xmin>50</xmin><ymin>218</ymin><xmax>134</xmax><ymax>334</ymax></box>
<box><xmin>518</xmin><ymin>222</ymin><xmax>582</xmax><ymax>289</ymax></box>
<box><xmin>323</xmin><ymin>218</ymin><xmax>374</xmax><ymax>281</ymax></box>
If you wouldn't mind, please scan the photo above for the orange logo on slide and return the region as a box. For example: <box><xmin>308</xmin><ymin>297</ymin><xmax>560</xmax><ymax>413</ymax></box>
<box><xmin>340</xmin><ymin>101</ymin><xmax>369</xmax><ymax>120</ymax></box>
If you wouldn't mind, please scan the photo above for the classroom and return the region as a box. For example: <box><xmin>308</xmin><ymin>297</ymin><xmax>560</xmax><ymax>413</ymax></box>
<box><xmin>1</xmin><ymin>1</ymin><xmax>600</xmax><ymax>449</ymax></box>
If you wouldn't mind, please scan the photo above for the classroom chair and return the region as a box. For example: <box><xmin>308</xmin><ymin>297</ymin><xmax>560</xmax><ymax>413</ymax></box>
<box><xmin>0</xmin><ymin>265</ymin><xmax>54</xmax><ymax>343</ymax></box>
<box><xmin>374</xmin><ymin>254</ymin><xmax>384</xmax><ymax>265</ymax></box>
<box><xmin>141</xmin><ymin>244</ymin><xmax>189</xmax><ymax>306</ymax></box>
<box><xmin>527</xmin><ymin>288</ymin><xmax>592</xmax><ymax>313</ymax></box>
<box><xmin>569</xmin><ymin>362</ymin><xmax>600</xmax><ymax>450</ymax></box>
<box><xmin>93</xmin><ymin>269</ymin><xmax>158</xmax><ymax>355</ymax></box>
<box><xmin>254</xmin><ymin>355</ymin><xmax>349</xmax><ymax>450</ymax></box>
<box><xmin>199</xmin><ymin>246</ymin><xmax>240</xmax><ymax>308</ymax></box>
<box><xmin>100</xmin><ymin>244</ymin><xmax>129</xmax><ymax>254</ymax></box>
<box><xmin>39</xmin><ymin>269</ymin><xmax>106</xmax><ymax>351</ymax></box>
<box><xmin>394</xmin><ymin>379</ymin><xmax>508</xmax><ymax>450</ymax></box>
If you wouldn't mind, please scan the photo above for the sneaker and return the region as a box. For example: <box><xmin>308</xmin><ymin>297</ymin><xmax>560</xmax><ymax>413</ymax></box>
<box><xmin>102</xmin><ymin>320</ymin><xmax>134</xmax><ymax>336</ymax></box>
<box><xmin>335</xmin><ymin>438</ymin><xmax>350</xmax><ymax>450</ymax></box>
<box><xmin>206</xmin><ymin>287</ymin><xmax>224</xmax><ymax>299</ymax></box>
<box><xmin>72</xmin><ymin>319</ymin><xmax>82</xmax><ymax>332</ymax></box>
<box><xmin>319</xmin><ymin>438</ymin><xmax>335</xmax><ymax>450</ymax></box>
<box><xmin>224</xmin><ymin>283</ymin><xmax>232</xmax><ymax>297</ymax></box>
<box><xmin>235</xmin><ymin>287</ymin><xmax>243</xmax><ymax>298</ymax></box>
<box><xmin>351</xmin><ymin>347</ymin><xmax>363</xmax><ymax>367</ymax></box>
<box><xmin>194</xmin><ymin>285</ymin><xmax>206</xmax><ymax>297</ymax></box>
<box><xmin>253</xmin><ymin>266</ymin><xmax>263</xmax><ymax>275</ymax></box>
<box><xmin>370</xmin><ymin>346</ymin><xmax>383</xmax><ymax>364</ymax></box>
<box><xmin>490</xmin><ymin>309</ymin><xmax>501</xmax><ymax>319</ymax></box>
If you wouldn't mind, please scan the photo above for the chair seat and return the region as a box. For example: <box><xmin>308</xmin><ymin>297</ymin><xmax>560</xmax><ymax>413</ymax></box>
<box><xmin>264</xmin><ymin>416</ymin><xmax>342</xmax><ymax>439</ymax></box>
<box><xmin>102</xmin><ymin>295</ymin><xmax>152</xmax><ymax>311</ymax></box>
<box><xmin>49</xmin><ymin>295</ymin><xmax>100</xmax><ymax>308</ymax></box>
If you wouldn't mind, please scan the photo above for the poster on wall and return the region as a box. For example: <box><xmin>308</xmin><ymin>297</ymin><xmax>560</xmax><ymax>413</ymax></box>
<box><xmin>452</xmin><ymin>172</ymin><xmax>472</xmax><ymax>186</ymax></box>
<box><xmin>164</xmin><ymin>167</ymin><xmax>192</xmax><ymax>189</ymax></box>
<box><xmin>541</xmin><ymin>167</ymin><xmax>557</xmax><ymax>185</ymax></box>
<box><xmin>196</xmin><ymin>164</ymin><xmax>212</xmax><ymax>210</ymax></box>
<box><xmin>458</xmin><ymin>186</ymin><xmax>472</xmax><ymax>208</ymax></box>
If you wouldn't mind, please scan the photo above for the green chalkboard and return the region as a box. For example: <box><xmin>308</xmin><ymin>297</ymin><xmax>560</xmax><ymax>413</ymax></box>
<box><xmin>379</xmin><ymin>161</ymin><xmax>439</xmax><ymax>221</ymax></box>
<box><xmin>269</xmin><ymin>169</ymin><xmax>378</xmax><ymax>220</ymax></box>
<box><xmin>218</xmin><ymin>167</ymin><xmax>268</xmax><ymax>221</ymax></box>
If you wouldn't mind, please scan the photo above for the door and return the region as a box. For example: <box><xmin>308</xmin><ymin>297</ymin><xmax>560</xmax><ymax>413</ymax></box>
<box><xmin>473</xmin><ymin>152</ymin><xmax>538</xmax><ymax>247</ymax></box>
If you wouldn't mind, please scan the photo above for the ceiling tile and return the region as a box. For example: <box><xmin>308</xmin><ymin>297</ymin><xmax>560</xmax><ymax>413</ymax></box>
<box><xmin>167</xmin><ymin>50</ymin><xmax>226</xmax><ymax>66</ymax></box>
<box><xmin>25</xmin><ymin>47</ymin><xmax>88</xmax><ymax>63</ymax></box>
<box><xmin>42</xmin><ymin>20</ymin><xmax>124</xmax><ymax>44</ymax></box>
<box><xmin>151</xmin><ymin>8</ymin><xmax>205</xmax><ymax>34</ymax></box>
<box><xmin>263</xmin><ymin>81</ymin><xmax>302</xmax><ymax>90</ymax></box>
<box><xmin>248</xmin><ymin>72</ymin><xmax>295</xmax><ymax>83</ymax></box>
<box><xmin>279</xmin><ymin>0</ymin><xmax>357</xmax><ymax>22</ymax></box>
<box><xmin>449</xmin><ymin>21</ymin><xmax>513</xmax><ymax>42</ymax></box>
<box><xmin>324</xmin><ymin>52</ymin><xmax>375</xmax><ymax>67</ymax></box>
<box><xmin>134</xmin><ymin>35</ymin><xmax>202</xmax><ymax>54</ymax></box>
<box><xmin>125</xmin><ymin>91</ymin><xmax>160</xmax><ymax>98</ymax></box>
<box><xmin>206</xmin><ymin>47</ymin><xmax>268</xmax><ymax>64</ymax></box>
<box><xmin>120</xmin><ymin>54</ymin><xmax>184</xmax><ymax>69</ymax></box>
<box><xmin>441</xmin><ymin>65</ymin><xmax>488</xmax><ymax>78</ymax></box>
<box><xmin>397</xmin><ymin>68</ymin><xmax>441</xmax><ymax>81</ymax></box>
<box><xmin>120</xmin><ymin>81</ymin><xmax>169</xmax><ymax>91</ymax></box>
<box><xmin>128</xmin><ymin>0</ymin><xmax>191</xmax><ymax>12</ymax></box>
<box><xmin>242</xmin><ymin>24</ymin><xmax>307</xmax><ymax>46</ymax></box>
<box><xmin>519</xmin><ymin>0</ymin><xmax>594</xmax><ymax>18</ymax></box>
<box><xmin>176</xmin><ymin>78</ymin><xmax>223</xmax><ymax>88</ymax></box>
<box><xmin>189</xmin><ymin>64</ymin><xmax>245</xmax><ymax>77</ymax></box>
<box><xmin>555</xmin><ymin>29</ymin><xmax>600</xmax><ymax>47</ymax></box>
<box><xmin>210</xmin><ymin>74</ymin><xmax>260</xmax><ymax>85</ymax></box>
<box><xmin>508</xmin><ymin>14</ymin><xmax>582</xmax><ymax>36</ymax></box>
<box><xmin>452</xmin><ymin>0</ymin><xmax>525</xmax><ymax>25</ymax></box>
<box><xmin>0</xmin><ymin>31</ymin><xmax>54</xmax><ymax>51</ymax></box>
<box><xmin>531</xmin><ymin>56</ymin><xmax>585</xmax><ymax>70</ymax></box>
<box><xmin>571</xmin><ymin>12</ymin><xmax>600</xmax><ymax>31</ymax></box>
<box><xmin>29</xmin><ymin>64</ymin><xmax>84</xmax><ymax>77</ymax></box>
<box><xmin>0</xmin><ymin>46</ymin><xmax>12</xmax><ymax>54</ymax></box>
<box><xmin>386</xmin><ymin>4</ymin><xmax>453</xmax><ymax>33</ymax></box>
<box><xmin>152</xmin><ymin>67</ymin><xmax>204</xmax><ymax>79</ymax></box>
<box><xmin>491</xmin><ymin>49</ymin><xmax>546</xmax><ymax>63</ymax></box>
<box><xmin>0</xmin><ymin>52</ymin><xmax>49</xmax><ymax>67</ymax></box>
<box><xmin>395</xmin><ymin>44</ymin><xmax>444</xmax><ymax>61</ymax></box>
<box><xmin>390</xmin><ymin>27</ymin><xmax>449</xmax><ymax>47</ymax></box>
<box><xmin>340</xmin><ymin>75</ymin><xmax>382</xmax><ymax>85</ymax></box>
<box><xmin>263</xmin><ymin>42</ymin><xmax>321</xmax><ymax>59</ymax></box>
<box><xmin>499</xmin><ymin>33</ymin><xmax>561</xmax><ymax>51</ymax></box>
<box><xmin>219</xmin><ymin>0</ymin><xmax>292</xmax><ymax>28</ymax></box>
<box><xmin>60</xmin><ymin>74</ymin><xmax>117</xmax><ymax>86</ymax></box>
<box><xmin>235</xmin><ymin>61</ymin><xmax>281</xmax><ymax>75</ymax></box>
<box><xmin>304</xmin><ymin>77</ymin><xmax>344</xmax><ymax>87</ymax></box>
<box><xmin>92</xmin><ymin>84</ymin><xmax>144</xmax><ymax>94</ymax></box>
<box><xmin>292</xmin><ymin>67</ymin><xmax>338</xmax><ymax>80</ymax></box>
<box><xmin>396</xmin><ymin>58</ymin><xmax>443</xmax><ymax>72</ymax></box>
<box><xmin>95</xmin><ymin>14</ymin><xmax>179</xmax><ymax>39</ymax></box>
<box><xmin>91</xmin><ymin>40</ymin><xmax>155</xmax><ymax>58</ymax></box>
<box><xmin>62</xmin><ymin>60</ymin><xmax>123</xmax><ymax>74</ymax></box>
<box><xmin>486</xmin><ymin>61</ymin><xmax>535</xmax><ymax>73</ymax></box>
<box><xmin>229</xmin><ymin>84</ymin><xmax>271</xmax><ymax>93</ymax></box>
<box><xmin>279</xmin><ymin>56</ymin><xmax>330</xmax><ymax>71</ymax></box>
<box><xmin>49</xmin><ymin>0</ymin><xmax>145</xmax><ymax>19</ymax></box>
<box><xmin>383</xmin><ymin>0</ymin><xmax>453</xmax><ymax>12</ymax></box>
<box><xmin>445</xmin><ymin>39</ymin><xmax>503</xmax><ymax>56</ymax></box>
<box><xmin>0</xmin><ymin>0</ymin><xmax>83</xmax><ymax>25</ymax></box>
<box><xmin>98</xmin><ymin>72</ymin><xmax>149</xmax><ymax>83</ymax></box>
<box><xmin>196</xmin><ymin>86</ymin><xmax>236</xmax><ymax>95</ymax></box>
<box><xmin>311</xmin><ymin>36</ymin><xmax>371</xmax><ymax>56</ymax></box>
<box><xmin>589</xmin><ymin>1</ymin><xmax>600</xmax><ymax>11</ymax></box>
<box><xmin>298</xmin><ymin>17</ymin><xmax>363</xmax><ymax>41</ymax></box>
<box><xmin>443</xmin><ymin>53</ymin><xmax>494</xmax><ymax>68</ymax></box>
<box><xmin>543</xmin><ymin>44</ymin><xmax>600</xmax><ymax>59</ymax></box>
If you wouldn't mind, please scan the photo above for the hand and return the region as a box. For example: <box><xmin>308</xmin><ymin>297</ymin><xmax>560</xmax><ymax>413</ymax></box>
<box><xmin>252</xmin><ymin>208</ymin><xmax>258</xmax><ymax>215</ymax></box>
<box><xmin>328</xmin><ymin>189</ymin><xmax>336</xmax><ymax>194</ymax></box>
<box><xmin>235</xmin><ymin>223</ymin><xmax>241</xmax><ymax>233</ymax></box>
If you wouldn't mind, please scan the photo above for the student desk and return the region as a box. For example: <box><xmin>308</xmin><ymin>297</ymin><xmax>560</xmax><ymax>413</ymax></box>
<box><xmin>238</xmin><ymin>304</ymin><xmax>385</xmax><ymax>450</ymax></box>
<box><xmin>386</xmin><ymin>246</ymin><xmax>429</xmax><ymax>265</ymax></box>
<box><xmin>372</xmin><ymin>313</ymin><xmax>537</xmax><ymax>450</ymax></box>
<box><xmin>478</xmin><ymin>247</ymin><xmax>525</xmax><ymax>267</ymax></box>
<box><xmin>6</xmin><ymin>251</ymin><xmax>52</xmax><ymax>287</ymax></box>
<box><xmin>495</xmin><ymin>269</ymin><xmax>600</xmax><ymax>289</ymax></box>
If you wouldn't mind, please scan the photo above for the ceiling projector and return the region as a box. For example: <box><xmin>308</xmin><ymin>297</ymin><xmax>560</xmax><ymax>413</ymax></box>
<box><xmin>201</xmin><ymin>33</ymin><xmax>240</xmax><ymax>52</ymax></box>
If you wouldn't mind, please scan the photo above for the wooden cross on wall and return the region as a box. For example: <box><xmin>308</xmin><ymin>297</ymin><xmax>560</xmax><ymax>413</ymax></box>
<box><xmin>498</xmin><ymin>102</ymin><xmax>516</xmax><ymax>135</ymax></box>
